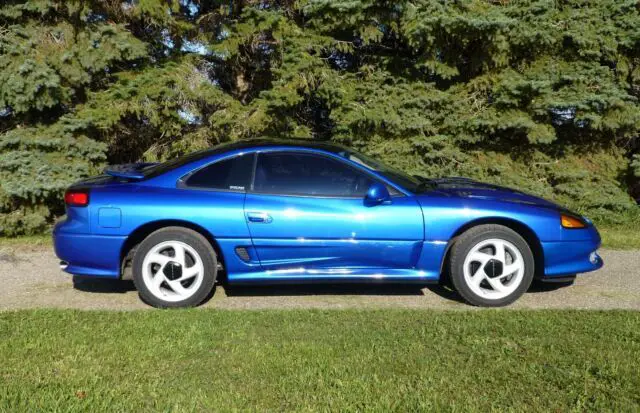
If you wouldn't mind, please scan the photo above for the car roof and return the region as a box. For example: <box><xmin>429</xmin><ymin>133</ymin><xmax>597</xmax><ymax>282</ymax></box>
<box><xmin>210</xmin><ymin>138</ymin><xmax>349</xmax><ymax>154</ymax></box>
<box><xmin>136</xmin><ymin>138</ymin><xmax>353</xmax><ymax>181</ymax></box>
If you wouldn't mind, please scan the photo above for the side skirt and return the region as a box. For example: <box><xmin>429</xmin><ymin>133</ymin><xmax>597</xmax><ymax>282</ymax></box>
<box><xmin>227</xmin><ymin>268</ymin><xmax>440</xmax><ymax>285</ymax></box>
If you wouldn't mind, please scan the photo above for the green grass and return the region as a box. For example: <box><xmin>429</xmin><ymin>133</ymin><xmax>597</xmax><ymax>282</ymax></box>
<box><xmin>0</xmin><ymin>310</ymin><xmax>639</xmax><ymax>412</ymax></box>
<box><xmin>0</xmin><ymin>234</ymin><xmax>50</xmax><ymax>248</ymax></box>
<box><xmin>598</xmin><ymin>226</ymin><xmax>640</xmax><ymax>250</ymax></box>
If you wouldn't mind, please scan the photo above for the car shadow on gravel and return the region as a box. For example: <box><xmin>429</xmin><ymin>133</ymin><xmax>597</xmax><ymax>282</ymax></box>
<box><xmin>223</xmin><ymin>283</ymin><xmax>478</xmax><ymax>305</ymax></box>
<box><xmin>528</xmin><ymin>279</ymin><xmax>575</xmax><ymax>293</ymax></box>
<box><xmin>72</xmin><ymin>276</ymin><xmax>136</xmax><ymax>294</ymax></box>
<box><xmin>68</xmin><ymin>276</ymin><xmax>574</xmax><ymax>304</ymax></box>
<box><xmin>224</xmin><ymin>283</ymin><xmax>428</xmax><ymax>297</ymax></box>
<box><xmin>422</xmin><ymin>281</ymin><xmax>575</xmax><ymax>304</ymax></box>
<box><xmin>423</xmin><ymin>284</ymin><xmax>468</xmax><ymax>304</ymax></box>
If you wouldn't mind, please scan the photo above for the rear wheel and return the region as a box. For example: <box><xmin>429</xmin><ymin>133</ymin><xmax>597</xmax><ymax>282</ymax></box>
<box><xmin>449</xmin><ymin>225</ymin><xmax>534</xmax><ymax>307</ymax></box>
<box><xmin>132</xmin><ymin>227</ymin><xmax>217</xmax><ymax>308</ymax></box>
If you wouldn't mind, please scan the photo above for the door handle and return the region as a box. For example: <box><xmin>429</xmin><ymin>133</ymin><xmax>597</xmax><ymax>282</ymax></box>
<box><xmin>246</xmin><ymin>212</ymin><xmax>272</xmax><ymax>223</ymax></box>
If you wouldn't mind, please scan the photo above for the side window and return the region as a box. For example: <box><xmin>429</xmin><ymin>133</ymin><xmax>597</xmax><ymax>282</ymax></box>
<box><xmin>184</xmin><ymin>153</ymin><xmax>254</xmax><ymax>191</ymax></box>
<box><xmin>253</xmin><ymin>152</ymin><xmax>374</xmax><ymax>197</ymax></box>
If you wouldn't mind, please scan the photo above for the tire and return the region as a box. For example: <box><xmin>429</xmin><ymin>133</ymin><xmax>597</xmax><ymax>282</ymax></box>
<box><xmin>449</xmin><ymin>224</ymin><xmax>534</xmax><ymax>307</ymax></box>
<box><xmin>132</xmin><ymin>227</ymin><xmax>217</xmax><ymax>308</ymax></box>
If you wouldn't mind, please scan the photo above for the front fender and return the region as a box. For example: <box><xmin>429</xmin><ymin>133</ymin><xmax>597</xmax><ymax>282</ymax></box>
<box><xmin>415</xmin><ymin>195</ymin><xmax>561</xmax><ymax>242</ymax></box>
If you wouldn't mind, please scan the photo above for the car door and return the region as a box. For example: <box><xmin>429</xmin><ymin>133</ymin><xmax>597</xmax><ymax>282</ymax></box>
<box><xmin>244</xmin><ymin>150</ymin><xmax>424</xmax><ymax>271</ymax></box>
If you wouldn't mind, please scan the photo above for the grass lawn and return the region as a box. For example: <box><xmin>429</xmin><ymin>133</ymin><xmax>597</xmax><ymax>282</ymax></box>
<box><xmin>599</xmin><ymin>226</ymin><xmax>640</xmax><ymax>250</ymax></box>
<box><xmin>0</xmin><ymin>234</ymin><xmax>51</xmax><ymax>249</ymax></box>
<box><xmin>0</xmin><ymin>310</ymin><xmax>639</xmax><ymax>412</ymax></box>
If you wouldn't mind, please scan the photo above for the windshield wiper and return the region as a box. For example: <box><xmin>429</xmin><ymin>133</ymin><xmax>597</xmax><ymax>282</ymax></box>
<box><xmin>414</xmin><ymin>177</ymin><xmax>437</xmax><ymax>192</ymax></box>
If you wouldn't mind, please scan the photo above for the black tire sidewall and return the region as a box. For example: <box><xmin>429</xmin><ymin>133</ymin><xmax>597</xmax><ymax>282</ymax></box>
<box><xmin>450</xmin><ymin>225</ymin><xmax>534</xmax><ymax>307</ymax></box>
<box><xmin>132</xmin><ymin>227</ymin><xmax>217</xmax><ymax>308</ymax></box>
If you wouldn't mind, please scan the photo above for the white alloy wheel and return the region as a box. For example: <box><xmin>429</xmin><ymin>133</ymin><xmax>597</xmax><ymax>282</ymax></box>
<box><xmin>462</xmin><ymin>238</ymin><xmax>525</xmax><ymax>301</ymax></box>
<box><xmin>141</xmin><ymin>240</ymin><xmax>205</xmax><ymax>302</ymax></box>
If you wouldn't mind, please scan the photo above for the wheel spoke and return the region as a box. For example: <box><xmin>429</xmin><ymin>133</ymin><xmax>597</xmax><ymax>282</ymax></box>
<box><xmin>166</xmin><ymin>279</ymin><xmax>191</xmax><ymax>296</ymax></box>
<box><xmin>494</xmin><ymin>241</ymin><xmax>506</xmax><ymax>264</ymax></box>
<box><xmin>147</xmin><ymin>253</ymin><xmax>171</xmax><ymax>267</ymax></box>
<box><xmin>173</xmin><ymin>244</ymin><xmax>186</xmax><ymax>267</ymax></box>
<box><xmin>179</xmin><ymin>265</ymin><xmax>200</xmax><ymax>281</ymax></box>
<box><xmin>486</xmin><ymin>275</ymin><xmax>508</xmax><ymax>293</ymax></box>
<box><xmin>469</xmin><ymin>265</ymin><xmax>486</xmax><ymax>289</ymax></box>
<box><xmin>501</xmin><ymin>262</ymin><xmax>522</xmax><ymax>278</ymax></box>
<box><xmin>468</xmin><ymin>251</ymin><xmax>493</xmax><ymax>264</ymax></box>
<box><xmin>152</xmin><ymin>272</ymin><xmax>166</xmax><ymax>289</ymax></box>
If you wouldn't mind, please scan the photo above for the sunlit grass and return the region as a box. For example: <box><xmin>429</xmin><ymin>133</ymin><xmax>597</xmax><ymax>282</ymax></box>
<box><xmin>0</xmin><ymin>234</ymin><xmax>50</xmax><ymax>248</ymax></box>
<box><xmin>0</xmin><ymin>309</ymin><xmax>638</xmax><ymax>411</ymax></box>
<box><xmin>598</xmin><ymin>226</ymin><xmax>640</xmax><ymax>250</ymax></box>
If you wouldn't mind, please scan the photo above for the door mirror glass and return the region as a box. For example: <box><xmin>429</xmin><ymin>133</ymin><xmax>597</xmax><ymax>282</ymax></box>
<box><xmin>365</xmin><ymin>182</ymin><xmax>391</xmax><ymax>205</ymax></box>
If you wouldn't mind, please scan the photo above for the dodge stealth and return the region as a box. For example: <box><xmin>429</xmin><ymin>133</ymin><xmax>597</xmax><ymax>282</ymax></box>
<box><xmin>54</xmin><ymin>139</ymin><xmax>602</xmax><ymax>307</ymax></box>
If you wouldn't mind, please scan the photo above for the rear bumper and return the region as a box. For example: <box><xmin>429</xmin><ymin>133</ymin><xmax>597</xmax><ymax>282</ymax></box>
<box><xmin>53</xmin><ymin>226</ymin><xmax>126</xmax><ymax>278</ymax></box>
<box><xmin>542</xmin><ymin>237</ymin><xmax>602</xmax><ymax>278</ymax></box>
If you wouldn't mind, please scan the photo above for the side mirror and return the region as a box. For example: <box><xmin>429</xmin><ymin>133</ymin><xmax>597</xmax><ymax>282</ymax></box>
<box><xmin>365</xmin><ymin>182</ymin><xmax>391</xmax><ymax>205</ymax></box>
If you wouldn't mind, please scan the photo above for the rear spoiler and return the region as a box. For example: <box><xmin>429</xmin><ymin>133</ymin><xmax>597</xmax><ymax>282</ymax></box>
<box><xmin>104</xmin><ymin>162</ymin><xmax>158</xmax><ymax>180</ymax></box>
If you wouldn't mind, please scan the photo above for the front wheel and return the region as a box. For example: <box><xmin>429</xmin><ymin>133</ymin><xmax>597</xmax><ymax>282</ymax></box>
<box><xmin>132</xmin><ymin>227</ymin><xmax>217</xmax><ymax>308</ymax></box>
<box><xmin>449</xmin><ymin>225</ymin><xmax>534</xmax><ymax>307</ymax></box>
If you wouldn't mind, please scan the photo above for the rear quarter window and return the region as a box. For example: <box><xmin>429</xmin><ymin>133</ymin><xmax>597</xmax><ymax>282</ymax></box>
<box><xmin>184</xmin><ymin>153</ymin><xmax>254</xmax><ymax>191</ymax></box>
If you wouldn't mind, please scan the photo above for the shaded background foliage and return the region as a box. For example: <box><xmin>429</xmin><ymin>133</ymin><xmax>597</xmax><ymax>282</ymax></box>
<box><xmin>0</xmin><ymin>0</ymin><xmax>639</xmax><ymax>235</ymax></box>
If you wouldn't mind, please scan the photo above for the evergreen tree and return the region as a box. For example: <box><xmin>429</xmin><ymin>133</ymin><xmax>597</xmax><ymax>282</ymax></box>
<box><xmin>1</xmin><ymin>0</ymin><xmax>639</xmax><ymax>235</ymax></box>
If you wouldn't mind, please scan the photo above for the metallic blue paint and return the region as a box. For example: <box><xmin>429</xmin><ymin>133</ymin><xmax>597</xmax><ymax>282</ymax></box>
<box><xmin>54</xmin><ymin>142</ymin><xmax>603</xmax><ymax>284</ymax></box>
<box><xmin>98</xmin><ymin>207</ymin><xmax>122</xmax><ymax>228</ymax></box>
<box><xmin>53</xmin><ymin>232</ymin><xmax>125</xmax><ymax>277</ymax></box>
<box><xmin>243</xmin><ymin>193</ymin><xmax>424</xmax><ymax>272</ymax></box>
<box><xmin>364</xmin><ymin>182</ymin><xmax>391</xmax><ymax>205</ymax></box>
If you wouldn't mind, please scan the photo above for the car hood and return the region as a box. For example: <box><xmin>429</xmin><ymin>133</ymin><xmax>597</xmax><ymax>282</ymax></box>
<box><xmin>426</xmin><ymin>177</ymin><xmax>562</xmax><ymax>210</ymax></box>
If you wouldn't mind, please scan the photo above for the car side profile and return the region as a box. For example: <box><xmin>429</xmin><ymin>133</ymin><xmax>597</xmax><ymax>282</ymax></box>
<box><xmin>53</xmin><ymin>139</ymin><xmax>603</xmax><ymax>308</ymax></box>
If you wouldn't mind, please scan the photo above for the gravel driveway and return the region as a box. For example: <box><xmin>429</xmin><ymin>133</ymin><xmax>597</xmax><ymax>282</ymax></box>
<box><xmin>0</xmin><ymin>247</ymin><xmax>638</xmax><ymax>310</ymax></box>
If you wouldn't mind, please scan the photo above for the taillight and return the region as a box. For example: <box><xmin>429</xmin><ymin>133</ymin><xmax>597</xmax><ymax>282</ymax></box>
<box><xmin>64</xmin><ymin>190</ymin><xmax>89</xmax><ymax>207</ymax></box>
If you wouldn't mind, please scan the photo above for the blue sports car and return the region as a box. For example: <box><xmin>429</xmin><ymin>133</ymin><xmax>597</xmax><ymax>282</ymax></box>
<box><xmin>54</xmin><ymin>139</ymin><xmax>603</xmax><ymax>308</ymax></box>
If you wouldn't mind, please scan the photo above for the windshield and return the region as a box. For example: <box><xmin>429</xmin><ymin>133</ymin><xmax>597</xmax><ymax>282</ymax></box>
<box><xmin>336</xmin><ymin>149</ymin><xmax>424</xmax><ymax>192</ymax></box>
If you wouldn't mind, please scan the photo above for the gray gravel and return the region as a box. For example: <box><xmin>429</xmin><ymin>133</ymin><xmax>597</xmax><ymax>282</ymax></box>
<box><xmin>0</xmin><ymin>247</ymin><xmax>638</xmax><ymax>310</ymax></box>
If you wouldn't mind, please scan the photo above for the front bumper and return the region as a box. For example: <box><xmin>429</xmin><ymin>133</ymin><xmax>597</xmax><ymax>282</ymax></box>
<box><xmin>542</xmin><ymin>237</ymin><xmax>603</xmax><ymax>277</ymax></box>
<box><xmin>53</xmin><ymin>226</ymin><xmax>126</xmax><ymax>278</ymax></box>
